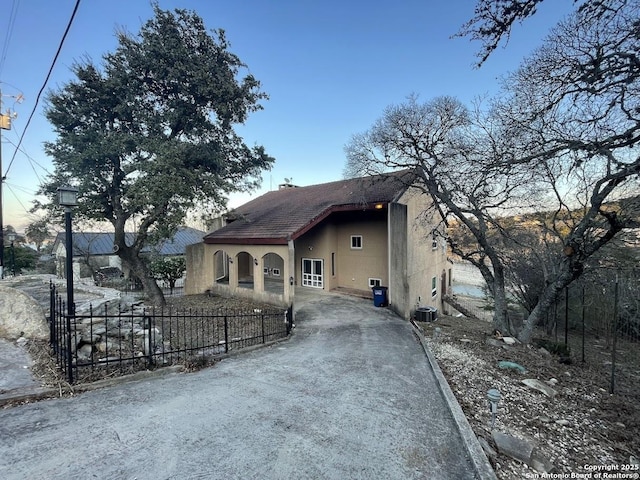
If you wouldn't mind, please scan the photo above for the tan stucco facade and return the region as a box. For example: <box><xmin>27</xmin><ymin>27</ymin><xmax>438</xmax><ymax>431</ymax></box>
<box><xmin>389</xmin><ymin>187</ymin><xmax>449</xmax><ymax>319</ymax></box>
<box><xmin>186</xmin><ymin>187</ymin><xmax>448</xmax><ymax>320</ymax></box>
<box><xmin>185</xmin><ymin>243</ymin><xmax>293</xmax><ymax>307</ymax></box>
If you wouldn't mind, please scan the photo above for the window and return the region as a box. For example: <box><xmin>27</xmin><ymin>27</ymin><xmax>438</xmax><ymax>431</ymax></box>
<box><xmin>351</xmin><ymin>235</ymin><xmax>363</xmax><ymax>249</ymax></box>
<box><xmin>272</xmin><ymin>268</ymin><xmax>281</xmax><ymax>277</ymax></box>
<box><xmin>368</xmin><ymin>278</ymin><xmax>382</xmax><ymax>288</ymax></box>
<box><xmin>263</xmin><ymin>268</ymin><xmax>269</xmax><ymax>275</ymax></box>
<box><xmin>431</xmin><ymin>276</ymin><xmax>437</xmax><ymax>297</ymax></box>
<box><xmin>331</xmin><ymin>252</ymin><xmax>336</xmax><ymax>276</ymax></box>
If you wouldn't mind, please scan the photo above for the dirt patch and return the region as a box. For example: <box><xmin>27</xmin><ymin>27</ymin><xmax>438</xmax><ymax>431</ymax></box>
<box><xmin>418</xmin><ymin>314</ymin><xmax>639</xmax><ymax>479</ymax></box>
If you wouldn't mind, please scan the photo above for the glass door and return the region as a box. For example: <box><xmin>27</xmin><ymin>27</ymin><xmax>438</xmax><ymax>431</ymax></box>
<box><xmin>302</xmin><ymin>258</ymin><xmax>324</xmax><ymax>288</ymax></box>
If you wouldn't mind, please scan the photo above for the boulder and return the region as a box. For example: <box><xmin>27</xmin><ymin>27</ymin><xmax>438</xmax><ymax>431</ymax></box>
<box><xmin>522</xmin><ymin>378</ymin><xmax>558</xmax><ymax>398</ymax></box>
<box><xmin>0</xmin><ymin>285</ymin><xmax>48</xmax><ymax>340</ymax></box>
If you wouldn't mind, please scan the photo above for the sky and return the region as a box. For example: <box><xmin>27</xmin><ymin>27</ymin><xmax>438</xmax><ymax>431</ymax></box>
<box><xmin>0</xmin><ymin>0</ymin><xmax>576</xmax><ymax>232</ymax></box>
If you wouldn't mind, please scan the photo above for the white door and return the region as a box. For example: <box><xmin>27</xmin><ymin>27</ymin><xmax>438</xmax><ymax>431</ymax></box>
<box><xmin>302</xmin><ymin>258</ymin><xmax>324</xmax><ymax>288</ymax></box>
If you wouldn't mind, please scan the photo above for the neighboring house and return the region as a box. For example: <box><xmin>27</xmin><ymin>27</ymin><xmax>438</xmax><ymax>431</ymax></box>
<box><xmin>52</xmin><ymin>226</ymin><xmax>206</xmax><ymax>282</ymax></box>
<box><xmin>185</xmin><ymin>171</ymin><xmax>449</xmax><ymax>320</ymax></box>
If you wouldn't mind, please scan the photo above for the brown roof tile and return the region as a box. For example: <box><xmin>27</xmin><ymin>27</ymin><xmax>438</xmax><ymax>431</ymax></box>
<box><xmin>204</xmin><ymin>170</ymin><xmax>415</xmax><ymax>245</ymax></box>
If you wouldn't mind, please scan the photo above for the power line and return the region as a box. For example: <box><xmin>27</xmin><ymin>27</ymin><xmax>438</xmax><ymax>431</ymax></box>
<box><xmin>4</xmin><ymin>182</ymin><xmax>33</xmax><ymax>221</ymax></box>
<box><xmin>0</xmin><ymin>0</ymin><xmax>20</xmax><ymax>77</ymax></box>
<box><xmin>3</xmin><ymin>136</ymin><xmax>48</xmax><ymax>184</ymax></box>
<box><xmin>2</xmin><ymin>0</ymin><xmax>82</xmax><ymax>180</ymax></box>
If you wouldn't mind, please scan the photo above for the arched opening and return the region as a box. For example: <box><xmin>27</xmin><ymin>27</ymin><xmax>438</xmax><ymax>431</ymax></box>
<box><xmin>237</xmin><ymin>251</ymin><xmax>254</xmax><ymax>290</ymax></box>
<box><xmin>214</xmin><ymin>250</ymin><xmax>230</xmax><ymax>285</ymax></box>
<box><xmin>263</xmin><ymin>252</ymin><xmax>285</xmax><ymax>295</ymax></box>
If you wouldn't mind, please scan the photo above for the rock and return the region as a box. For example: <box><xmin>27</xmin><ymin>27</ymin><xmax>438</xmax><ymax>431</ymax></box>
<box><xmin>460</xmin><ymin>338</ymin><xmax>472</xmax><ymax>343</ymax></box>
<box><xmin>502</xmin><ymin>337</ymin><xmax>518</xmax><ymax>345</ymax></box>
<box><xmin>485</xmin><ymin>337</ymin><xmax>504</xmax><ymax>348</ymax></box>
<box><xmin>547</xmin><ymin>378</ymin><xmax>558</xmax><ymax>386</ymax></box>
<box><xmin>522</xmin><ymin>379</ymin><xmax>558</xmax><ymax>398</ymax></box>
<box><xmin>530</xmin><ymin>450</ymin><xmax>555</xmax><ymax>473</ymax></box>
<box><xmin>0</xmin><ymin>285</ymin><xmax>49</xmax><ymax>340</ymax></box>
<box><xmin>555</xmin><ymin>419</ymin><xmax>571</xmax><ymax>426</ymax></box>
<box><xmin>538</xmin><ymin>415</ymin><xmax>552</xmax><ymax>423</ymax></box>
<box><xmin>478</xmin><ymin>437</ymin><xmax>497</xmax><ymax>459</ymax></box>
<box><xmin>76</xmin><ymin>344</ymin><xmax>93</xmax><ymax>360</ymax></box>
<box><xmin>492</xmin><ymin>431</ymin><xmax>535</xmax><ymax>464</ymax></box>
<box><xmin>499</xmin><ymin>361</ymin><xmax>527</xmax><ymax>373</ymax></box>
<box><xmin>538</xmin><ymin>347</ymin><xmax>551</xmax><ymax>356</ymax></box>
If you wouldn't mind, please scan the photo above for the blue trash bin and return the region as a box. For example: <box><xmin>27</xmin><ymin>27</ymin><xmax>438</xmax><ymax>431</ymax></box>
<box><xmin>372</xmin><ymin>286</ymin><xmax>388</xmax><ymax>307</ymax></box>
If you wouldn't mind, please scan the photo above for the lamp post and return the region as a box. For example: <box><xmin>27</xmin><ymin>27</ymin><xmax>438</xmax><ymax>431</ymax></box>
<box><xmin>57</xmin><ymin>186</ymin><xmax>78</xmax><ymax>317</ymax></box>
<box><xmin>7</xmin><ymin>231</ymin><xmax>15</xmax><ymax>276</ymax></box>
<box><xmin>487</xmin><ymin>388</ymin><xmax>501</xmax><ymax>429</ymax></box>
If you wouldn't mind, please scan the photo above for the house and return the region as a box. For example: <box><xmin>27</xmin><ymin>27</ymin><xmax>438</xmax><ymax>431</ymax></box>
<box><xmin>185</xmin><ymin>171</ymin><xmax>449</xmax><ymax>320</ymax></box>
<box><xmin>52</xmin><ymin>226</ymin><xmax>206</xmax><ymax>282</ymax></box>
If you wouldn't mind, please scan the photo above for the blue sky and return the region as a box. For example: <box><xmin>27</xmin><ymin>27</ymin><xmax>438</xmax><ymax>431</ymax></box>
<box><xmin>0</xmin><ymin>0</ymin><xmax>574</xmax><ymax>231</ymax></box>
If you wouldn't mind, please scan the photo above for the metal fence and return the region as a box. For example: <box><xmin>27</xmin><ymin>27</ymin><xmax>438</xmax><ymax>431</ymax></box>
<box><xmin>49</xmin><ymin>283</ymin><xmax>293</xmax><ymax>384</ymax></box>
<box><xmin>545</xmin><ymin>270</ymin><xmax>640</xmax><ymax>396</ymax></box>
<box><xmin>445</xmin><ymin>271</ymin><xmax>640</xmax><ymax>396</ymax></box>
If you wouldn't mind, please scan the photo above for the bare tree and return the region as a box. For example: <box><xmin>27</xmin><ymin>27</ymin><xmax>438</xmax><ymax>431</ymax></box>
<box><xmin>346</xmin><ymin>1</ymin><xmax>639</xmax><ymax>342</ymax></box>
<box><xmin>492</xmin><ymin>0</ymin><xmax>640</xmax><ymax>342</ymax></box>
<box><xmin>345</xmin><ymin>95</ymin><xmax>538</xmax><ymax>334</ymax></box>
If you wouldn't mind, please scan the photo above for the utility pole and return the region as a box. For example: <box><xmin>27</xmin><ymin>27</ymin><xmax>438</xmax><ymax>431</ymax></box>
<box><xmin>0</xmin><ymin>89</ymin><xmax>21</xmax><ymax>279</ymax></box>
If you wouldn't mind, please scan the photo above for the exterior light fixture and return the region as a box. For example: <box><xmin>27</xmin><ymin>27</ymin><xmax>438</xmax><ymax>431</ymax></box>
<box><xmin>57</xmin><ymin>185</ymin><xmax>79</xmax><ymax>208</ymax></box>
<box><xmin>57</xmin><ymin>185</ymin><xmax>78</xmax><ymax>319</ymax></box>
<box><xmin>254</xmin><ymin>258</ymin><xmax>258</xmax><ymax>266</ymax></box>
<box><xmin>487</xmin><ymin>388</ymin><xmax>501</xmax><ymax>429</ymax></box>
<box><xmin>374</xmin><ymin>203</ymin><xmax>384</xmax><ymax>209</ymax></box>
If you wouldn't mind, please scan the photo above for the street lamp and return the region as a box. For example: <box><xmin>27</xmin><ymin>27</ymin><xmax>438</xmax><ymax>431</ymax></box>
<box><xmin>7</xmin><ymin>231</ymin><xmax>15</xmax><ymax>276</ymax></box>
<box><xmin>57</xmin><ymin>186</ymin><xmax>78</xmax><ymax>317</ymax></box>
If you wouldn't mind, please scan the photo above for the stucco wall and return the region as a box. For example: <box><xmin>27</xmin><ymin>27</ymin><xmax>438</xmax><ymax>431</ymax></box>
<box><xmin>388</xmin><ymin>202</ymin><xmax>409</xmax><ymax>314</ymax></box>
<box><xmin>392</xmin><ymin>188</ymin><xmax>449</xmax><ymax>319</ymax></box>
<box><xmin>186</xmin><ymin>242</ymin><xmax>292</xmax><ymax>305</ymax></box>
<box><xmin>294</xmin><ymin>211</ymin><xmax>388</xmax><ymax>292</ymax></box>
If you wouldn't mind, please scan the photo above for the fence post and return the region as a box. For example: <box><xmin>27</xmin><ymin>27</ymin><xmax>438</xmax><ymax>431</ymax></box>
<box><xmin>224</xmin><ymin>315</ymin><xmax>229</xmax><ymax>354</ymax></box>
<box><xmin>147</xmin><ymin>310</ymin><xmax>155</xmax><ymax>367</ymax></box>
<box><xmin>49</xmin><ymin>282</ymin><xmax>55</xmax><ymax>345</ymax></box>
<box><xmin>66</xmin><ymin>311</ymin><xmax>74</xmax><ymax>384</ymax></box>
<box><xmin>581</xmin><ymin>286</ymin><xmax>585</xmax><ymax>363</ymax></box>
<box><xmin>564</xmin><ymin>286</ymin><xmax>569</xmax><ymax>346</ymax></box>
<box><xmin>610</xmin><ymin>273</ymin><xmax>619</xmax><ymax>394</ymax></box>
<box><xmin>261</xmin><ymin>313</ymin><xmax>265</xmax><ymax>344</ymax></box>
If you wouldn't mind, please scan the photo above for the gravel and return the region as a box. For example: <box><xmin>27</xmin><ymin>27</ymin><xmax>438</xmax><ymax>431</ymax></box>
<box><xmin>417</xmin><ymin>314</ymin><xmax>640</xmax><ymax>479</ymax></box>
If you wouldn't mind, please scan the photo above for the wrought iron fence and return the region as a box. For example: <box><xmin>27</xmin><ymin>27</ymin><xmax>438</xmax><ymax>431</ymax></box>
<box><xmin>49</xmin><ymin>283</ymin><xmax>292</xmax><ymax>384</ymax></box>
<box><xmin>446</xmin><ymin>271</ymin><xmax>640</xmax><ymax>396</ymax></box>
<box><xmin>545</xmin><ymin>270</ymin><xmax>640</xmax><ymax>396</ymax></box>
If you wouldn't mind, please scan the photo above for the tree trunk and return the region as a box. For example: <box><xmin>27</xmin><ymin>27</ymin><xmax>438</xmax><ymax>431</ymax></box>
<box><xmin>519</xmin><ymin>273</ymin><xmax>571</xmax><ymax>343</ymax></box>
<box><xmin>489</xmin><ymin>265</ymin><xmax>510</xmax><ymax>335</ymax></box>
<box><xmin>119</xmin><ymin>247</ymin><xmax>166</xmax><ymax>306</ymax></box>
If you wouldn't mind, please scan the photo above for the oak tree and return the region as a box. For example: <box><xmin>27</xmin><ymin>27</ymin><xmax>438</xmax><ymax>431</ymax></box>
<box><xmin>37</xmin><ymin>6</ymin><xmax>274</xmax><ymax>305</ymax></box>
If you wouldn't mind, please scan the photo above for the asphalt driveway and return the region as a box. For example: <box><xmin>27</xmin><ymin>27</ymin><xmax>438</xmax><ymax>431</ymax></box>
<box><xmin>0</xmin><ymin>289</ymin><xmax>492</xmax><ymax>479</ymax></box>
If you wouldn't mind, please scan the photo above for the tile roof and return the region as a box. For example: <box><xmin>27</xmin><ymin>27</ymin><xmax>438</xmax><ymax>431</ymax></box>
<box><xmin>204</xmin><ymin>170</ymin><xmax>415</xmax><ymax>245</ymax></box>
<box><xmin>54</xmin><ymin>227</ymin><xmax>205</xmax><ymax>256</ymax></box>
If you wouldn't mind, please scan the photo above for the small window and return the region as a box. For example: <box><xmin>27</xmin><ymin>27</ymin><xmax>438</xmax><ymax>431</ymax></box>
<box><xmin>351</xmin><ymin>235</ymin><xmax>363</xmax><ymax>249</ymax></box>
<box><xmin>263</xmin><ymin>268</ymin><xmax>269</xmax><ymax>275</ymax></box>
<box><xmin>272</xmin><ymin>268</ymin><xmax>281</xmax><ymax>277</ymax></box>
<box><xmin>369</xmin><ymin>278</ymin><xmax>382</xmax><ymax>288</ymax></box>
<box><xmin>331</xmin><ymin>252</ymin><xmax>336</xmax><ymax>276</ymax></box>
<box><xmin>431</xmin><ymin>276</ymin><xmax>437</xmax><ymax>297</ymax></box>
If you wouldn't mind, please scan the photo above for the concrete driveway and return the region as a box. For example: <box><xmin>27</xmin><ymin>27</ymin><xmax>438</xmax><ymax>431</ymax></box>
<box><xmin>0</xmin><ymin>289</ymin><xmax>492</xmax><ymax>480</ymax></box>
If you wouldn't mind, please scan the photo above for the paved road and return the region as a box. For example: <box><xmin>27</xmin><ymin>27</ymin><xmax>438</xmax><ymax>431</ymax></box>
<box><xmin>0</xmin><ymin>290</ymin><xmax>489</xmax><ymax>480</ymax></box>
